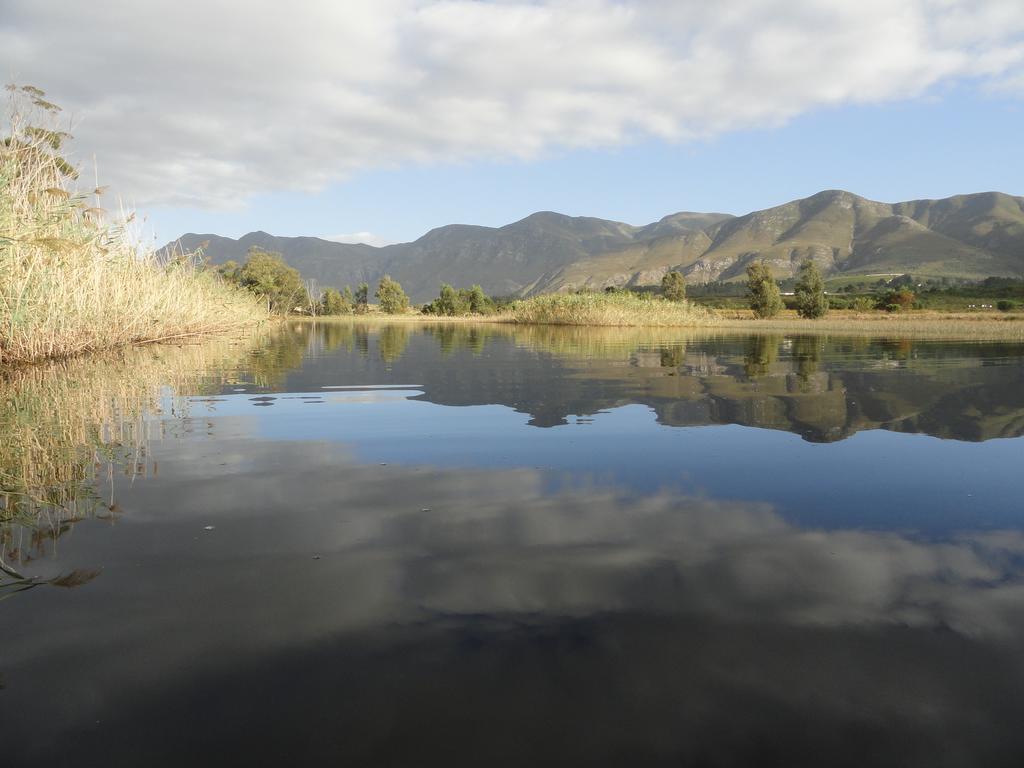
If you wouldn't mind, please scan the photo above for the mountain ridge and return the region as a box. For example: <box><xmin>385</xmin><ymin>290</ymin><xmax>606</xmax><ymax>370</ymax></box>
<box><xmin>165</xmin><ymin>190</ymin><xmax>1024</xmax><ymax>302</ymax></box>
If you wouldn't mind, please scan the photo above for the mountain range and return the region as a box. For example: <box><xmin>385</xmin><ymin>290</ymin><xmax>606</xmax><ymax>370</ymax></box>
<box><xmin>166</xmin><ymin>190</ymin><xmax>1024</xmax><ymax>302</ymax></box>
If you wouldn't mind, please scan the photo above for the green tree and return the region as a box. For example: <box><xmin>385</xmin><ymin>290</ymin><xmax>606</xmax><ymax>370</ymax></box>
<box><xmin>320</xmin><ymin>287</ymin><xmax>350</xmax><ymax>315</ymax></box>
<box><xmin>433</xmin><ymin>283</ymin><xmax>468</xmax><ymax>316</ymax></box>
<box><xmin>794</xmin><ymin>260</ymin><xmax>828</xmax><ymax>319</ymax></box>
<box><xmin>746</xmin><ymin>261</ymin><xmax>783</xmax><ymax>318</ymax></box>
<box><xmin>375</xmin><ymin>274</ymin><xmax>409</xmax><ymax>314</ymax></box>
<box><xmin>354</xmin><ymin>282</ymin><xmax>369</xmax><ymax>314</ymax></box>
<box><xmin>661</xmin><ymin>271</ymin><xmax>686</xmax><ymax>302</ymax></box>
<box><xmin>463</xmin><ymin>285</ymin><xmax>494</xmax><ymax>314</ymax></box>
<box><xmin>237</xmin><ymin>248</ymin><xmax>307</xmax><ymax>313</ymax></box>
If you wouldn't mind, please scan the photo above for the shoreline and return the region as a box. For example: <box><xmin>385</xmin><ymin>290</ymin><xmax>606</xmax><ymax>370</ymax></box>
<box><xmin>297</xmin><ymin>309</ymin><xmax>1024</xmax><ymax>340</ymax></box>
<box><xmin>5</xmin><ymin>308</ymin><xmax>1022</xmax><ymax>373</ymax></box>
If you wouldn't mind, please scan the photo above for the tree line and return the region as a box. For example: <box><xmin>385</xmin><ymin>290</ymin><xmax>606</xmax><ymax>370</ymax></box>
<box><xmin>212</xmin><ymin>246</ymin><xmax>858</xmax><ymax>320</ymax></box>
<box><xmin>213</xmin><ymin>247</ymin><xmax>502</xmax><ymax>316</ymax></box>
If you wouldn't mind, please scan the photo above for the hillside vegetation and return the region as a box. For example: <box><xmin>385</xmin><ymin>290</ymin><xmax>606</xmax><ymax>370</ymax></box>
<box><xmin>0</xmin><ymin>87</ymin><xmax>265</xmax><ymax>364</ymax></box>
<box><xmin>169</xmin><ymin>190</ymin><xmax>1024</xmax><ymax>302</ymax></box>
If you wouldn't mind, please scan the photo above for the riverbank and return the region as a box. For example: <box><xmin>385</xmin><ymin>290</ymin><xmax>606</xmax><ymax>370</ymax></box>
<box><xmin>0</xmin><ymin>87</ymin><xmax>266</xmax><ymax>366</ymax></box>
<box><xmin>715</xmin><ymin>309</ymin><xmax>1024</xmax><ymax>338</ymax></box>
<box><xmin>303</xmin><ymin>305</ymin><xmax>1024</xmax><ymax>339</ymax></box>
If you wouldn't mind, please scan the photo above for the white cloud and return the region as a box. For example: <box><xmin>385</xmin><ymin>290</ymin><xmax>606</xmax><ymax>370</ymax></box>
<box><xmin>3</xmin><ymin>0</ymin><xmax>1023</xmax><ymax>208</ymax></box>
<box><xmin>322</xmin><ymin>232</ymin><xmax>394</xmax><ymax>247</ymax></box>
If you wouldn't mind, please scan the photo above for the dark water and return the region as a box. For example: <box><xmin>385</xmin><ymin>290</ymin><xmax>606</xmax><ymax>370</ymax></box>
<box><xmin>2</xmin><ymin>322</ymin><xmax>1024</xmax><ymax>767</ymax></box>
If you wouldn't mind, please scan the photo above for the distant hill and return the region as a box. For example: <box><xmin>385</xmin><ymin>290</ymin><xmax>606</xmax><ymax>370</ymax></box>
<box><xmin>165</xmin><ymin>190</ymin><xmax>1024</xmax><ymax>302</ymax></box>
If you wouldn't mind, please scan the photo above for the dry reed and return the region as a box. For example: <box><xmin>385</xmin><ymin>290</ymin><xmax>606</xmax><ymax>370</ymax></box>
<box><xmin>0</xmin><ymin>86</ymin><xmax>266</xmax><ymax>365</ymax></box>
<box><xmin>504</xmin><ymin>292</ymin><xmax>715</xmax><ymax>327</ymax></box>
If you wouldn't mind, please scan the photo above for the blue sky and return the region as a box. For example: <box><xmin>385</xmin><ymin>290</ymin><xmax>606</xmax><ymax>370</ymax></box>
<box><xmin>5</xmin><ymin>1</ymin><xmax>1024</xmax><ymax>247</ymax></box>
<box><xmin>147</xmin><ymin>85</ymin><xmax>1024</xmax><ymax>244</ymax></box>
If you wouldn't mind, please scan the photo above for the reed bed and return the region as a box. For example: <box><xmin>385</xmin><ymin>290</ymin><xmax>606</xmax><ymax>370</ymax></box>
<box><xmin>0</xmin><ymin>86</ymin><xmax>266</xmax><ymax>365</ymax></box>
<box><xmin>715</xmin><ymin>310</ymin><xmax>1024</xmax><ymax>339</ymax></box>
<box><xmin>504</xmin><ymin>292</ymin><xmax>716</xmax><ymax>327</ymax></box>
<box><xmin>331</xmin><ymin>304</ymin><xmax>1023</xmax><ymax>340</ymax></box>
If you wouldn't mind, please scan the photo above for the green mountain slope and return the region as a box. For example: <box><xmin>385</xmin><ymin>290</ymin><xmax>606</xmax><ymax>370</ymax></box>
<box><xmin>166</xmin><ymin>191</ymin><xmax>1024</xmax><ymax>301</ymax></box>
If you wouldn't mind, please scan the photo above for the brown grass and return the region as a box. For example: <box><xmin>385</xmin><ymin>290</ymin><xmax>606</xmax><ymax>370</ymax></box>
<box><xmin>0</xmin><ymin>86</ymin><xmax>266</xmax><ymax>365</ymax></box>
<box><xmin>314</xmin><ymin>303</ymin><xmax>1024</xmax><ymax>340</ymax></box>
<box><xmin>504</xmin><ymin>292</ymin><xmax>715</xmax><ymax>326</ymax></box>
<box><xmin>715</xmin><ymin>309</ymin><xmax>1024</xmax><ymax>339</ymax></box>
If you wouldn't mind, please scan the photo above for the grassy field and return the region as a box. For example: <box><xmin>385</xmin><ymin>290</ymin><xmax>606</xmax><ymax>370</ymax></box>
<box><xmin>714</xmin><ymin>309</ymin><xmax>1024</xmax><ymax>338</ymax></box>
<box><xmin>310</xmin><ymin>299</ymin><xmax>1024</xmax><ymax>338</ymax></box>
<box><xmin>324</xmin><ymin>293</ymin><xmax>716</xmax><ymax>327</ymax></box>
<box><xmin>0</xmin><ymin>87</ymin><xmax>266</xmax><ymax>366</ymax></box>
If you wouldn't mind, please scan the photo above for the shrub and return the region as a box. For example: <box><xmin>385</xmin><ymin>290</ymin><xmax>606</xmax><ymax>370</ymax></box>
<box><xmin>746</xmin><ymin>262</ymin><xmax>784</xmax><ymax>318</ymax></box>
<box><xmin>320</xmin><ymin>287</ymin><xmax>351</xmax><ymax>315</ymax></box>
<box><xmin>423</xmin><ymin>283</ymin><xmax>496</xmax><ymax>316</ymax></box>
<box><xmin>661</xmin><ymin>271</ymin><xmax>686</xmax><ymax>302</ymax></box>
<box><xmin>235</xmin><ymin>248</ymin><xmax>308</xmax><ymax>313</ymax></box>
<box><xmin>877</xmin><ymin>289</ymin><xmax>915</xmax><ymax>312</ymax></box>
<box><xmin>997</xmin><ymin>300</ymin><xmax>1016</xmax><ymax>312</ymax></box>
<box><xmin>434</xmin><ymin>283</ymin><xmax>467</xmax><ymax>315</ymax></box>
<box><xmin>462</xmin><ymin>284</ymin><xmax>495</xmax><ymax>314</ymax></box>
<box><xmin>375</xmin><ymin>274</ymin><xmax>409</xmax><ymax>314</ymax></box>
<box><xmin>794</xmin><ymin>260</ymin><xmax>829</xmax><ymax>319</ymax></box>
<box><xmin>354</xmin><ymin>283</ymin><xmax>369</xmax><ymax>314</ymax></box>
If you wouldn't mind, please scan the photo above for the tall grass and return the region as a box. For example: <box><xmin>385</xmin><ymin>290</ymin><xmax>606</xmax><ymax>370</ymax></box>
<box><xmin>506</xmin><ymin>292</ymin><xmax>715</xmax><ymax>327</ymax></box>
<box><xmin>0</xmin><ymin>86</ymin><xmax>265</xmax><ymax>365</ymax></box>
<box><xmin>715</xmin><ymin>310</ymin><xmax>1024</xmax><ymax>339</ymax></box>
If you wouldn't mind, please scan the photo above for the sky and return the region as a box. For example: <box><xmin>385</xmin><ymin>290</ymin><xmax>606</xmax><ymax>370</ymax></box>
<box><xmin>3</xmin><ymin>0</ymin><xmax>1023</xmax><ymax>246</ymax></box>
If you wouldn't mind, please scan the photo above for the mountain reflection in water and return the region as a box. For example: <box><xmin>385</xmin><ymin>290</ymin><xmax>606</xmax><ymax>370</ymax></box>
<box><xmin>263</xmin><ymin>321</ymin><xmax>1024</xmax><ymax>441</ymax></box>
<box><xmin>2</xmin><ymin>321</ymin><xmax>1023</xmax><ymax>767</ymax></box>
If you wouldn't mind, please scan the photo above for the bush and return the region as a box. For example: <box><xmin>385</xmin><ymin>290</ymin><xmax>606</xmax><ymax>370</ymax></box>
<box><xmin>463</xmin><ymin>284</ymin><xmax>495</xmax><ymax>314</ymax></box>
<box><xmin>320</xmin><ymin>287</ymin><xmax>351</xmax><ymax>315</ymax></box>
<box><xmin>375</xmin><ymin>274</ymin><xmax>409</xmax><ymax>314</ymax></box>
<box><xmin>794</xmin><ymin>260</ymin><xmax>828</xmax><ymax>319</ymax></box>
<box><xmin>746</xmin><ymin>262</ymin><xmax>784</xmax><ymax>318</ymax></box>
<box><xmin>877</xmin><ymin>289</ymin><xmax>915</xmax><ymax>312</ymax></box>
<box><xmin>422</xmin><ymin>283</ymin><xmax>496</xmax><ymax>316</ymax></box>
<box><xmin>234</xmin><ymin>248</ymin><xmax>308</xmax><ymax>313</ymax></box>
<box><xmin>432</xmin><ymin>283</ymin><xmax>468</xmax><ymax>315</ymax></box>
<box><xmin>997</xmin><ymin>300</ymin><xmax>1016</xmax><ymax>312</ymax></box>
<box><xmin>354</xmin><ymin>283</ymin><xmax>369</xmax><ymax>314</ymax></box>
<box><xmin>661</xmin><ymin>271</ymin><xmax>686</xmax><ymax>302</ymax></box>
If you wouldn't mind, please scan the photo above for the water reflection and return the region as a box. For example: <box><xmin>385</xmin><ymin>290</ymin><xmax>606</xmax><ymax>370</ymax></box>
<box><xmin>262</xmin><ymin>322</ymin><xmax>1024</xmax><ymax>442</ymax></box>
<box><xmin>3</xmin><ymin>441</ymin><xmax>1024</xmax><ymax>765</ymax></box>
<box><xmin>2</xmin><ymin>321</ymin><xmax>1024</xmax><ymax>766</ymax></box>
<box><xmin>0</xmin><ymin>332</ymin><xmax>287</xmax><ymax>584</ymax></box>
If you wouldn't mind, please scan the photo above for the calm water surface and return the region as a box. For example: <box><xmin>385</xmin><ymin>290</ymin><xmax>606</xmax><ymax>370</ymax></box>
<box><xmin>2</xmin><ymin>322</ymin><xmax>1024</xmax><ymax>767</ymax></box>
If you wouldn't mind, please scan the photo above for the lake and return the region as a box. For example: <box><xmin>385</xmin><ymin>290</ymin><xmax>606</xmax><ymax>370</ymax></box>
<box><xmin>2</xmin><ymin>321</ymin><xmax>1024</xmax><ymax>767</ymax></box>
